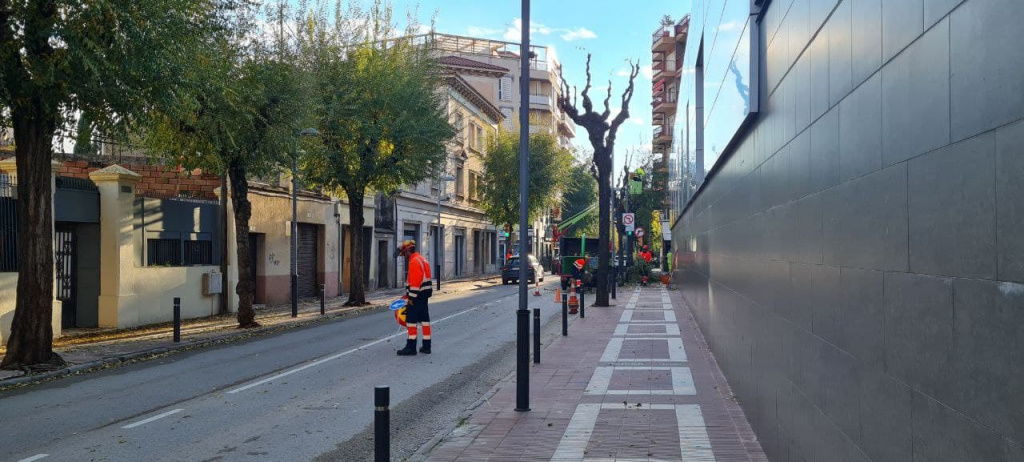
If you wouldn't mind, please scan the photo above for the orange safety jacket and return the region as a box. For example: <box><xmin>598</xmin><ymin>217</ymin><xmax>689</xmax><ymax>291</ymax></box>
<box><xmin>406</xmin><ymin>252</ymin><xmax>434</xmax><ymax>299</ymax></box>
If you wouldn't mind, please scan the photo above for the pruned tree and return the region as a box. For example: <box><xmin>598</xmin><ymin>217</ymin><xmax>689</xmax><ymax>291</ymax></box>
<box><xmin>479</xmin><ymin>130</ymin><xmax>573</xmax><ymax>236</ymax></box>
<box><xmin>300</xmin><ymin>0</ymin><xmax>454</xmax><ymax>306</ymax></box>
<box><xmin>557</xmin><ymin>54</ymin><xmax>640</xmax><ymax>307</ymax></box>
<box><xmin>143</xmin><ymin>2</ymin><xmax>311</xmax><ymax>328</ymax></box>
<box><xmin>0</xmin><ymin>0</ymin><xmax>233</xmax><ymax>370</ymax></box>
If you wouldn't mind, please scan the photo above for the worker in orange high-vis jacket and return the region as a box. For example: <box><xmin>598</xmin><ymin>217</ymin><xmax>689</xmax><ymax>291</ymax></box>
<box><xmin>396</xmin><ymin>240</ymin><xmax>434</xmax><ymax>356</ymax></box>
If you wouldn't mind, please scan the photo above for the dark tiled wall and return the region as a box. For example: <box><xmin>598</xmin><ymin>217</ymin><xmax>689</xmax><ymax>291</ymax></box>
<box><xmin>672</xmin><ymin>0</ymin><xmax>1024</xmax><ymax>460</ymax></box>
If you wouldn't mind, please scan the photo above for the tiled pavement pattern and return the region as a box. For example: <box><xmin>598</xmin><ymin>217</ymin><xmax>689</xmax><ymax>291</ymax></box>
<box><xmin>425</xmin><ymin>287</ymin><xmax>767</xmax><ymax>461</ymax></box>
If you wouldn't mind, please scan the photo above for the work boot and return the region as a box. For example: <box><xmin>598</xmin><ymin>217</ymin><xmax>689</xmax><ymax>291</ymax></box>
<box><xmin>419</xmin><ymin>339</ymin><xmax>431</xmax><ymax>354</ymax></box>
<box><xmin>397</xmin><ymin>339</ymin><xmax>417</xmax><ymax>356</ymax></box>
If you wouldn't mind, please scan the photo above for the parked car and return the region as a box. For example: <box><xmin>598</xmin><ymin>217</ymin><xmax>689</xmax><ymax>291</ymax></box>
<box><xmin>502</xmin><ymin>254</ymin><xmax>544</xmax><ymax>285</ymax></box>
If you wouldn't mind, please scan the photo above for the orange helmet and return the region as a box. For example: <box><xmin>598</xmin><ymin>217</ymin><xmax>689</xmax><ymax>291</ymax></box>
<box><xmin>574</xmin><ymin>258</ymin><xmax>585</xmax><ymax>270</ymax></box>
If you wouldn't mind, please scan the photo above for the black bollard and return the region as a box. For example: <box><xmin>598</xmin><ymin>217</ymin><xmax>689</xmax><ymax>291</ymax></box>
<box><xmin>436</xmin><ymin>263</ymin><xmax>441</xmax><ymax>291</ymax></box>
<box><xmin>374</xmin><ymin>386</ymin><xmax>390</xmax><ymax>462</ymax></box>
<box><xmin>173</xmin><ymin>297</ymin><xmax>181</xmax><ymax>343</ymax></box>
<box><xmin>580</xmin><ymin>291</ymin><xmax>585</xmax><ymax>319</ymax></box>
<box><xmin>515</xmin><ymin>308</ymin><xmax>530</xmax><ymax>411</ymax></box>
<box><xmin>561</xmin><ymin>293</ymin><xmax>568</xmax><ymax>336</ymax></box>
<box><xmin>611</xmin><ymin>270</ymin><xmax>617</xmax><ymax>299</ymax></box>
<box><xmin>533</xmin><ymin>308</ymin><xmax>541</xmax><ymax>364</ymax></box>
<box><xmin>320</xmin><ymin>284</ymin><xmax>326</xmax><ymax>315</ymax></box>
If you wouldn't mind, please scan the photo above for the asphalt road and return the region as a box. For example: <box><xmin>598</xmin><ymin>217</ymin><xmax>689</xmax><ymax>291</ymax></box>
<box><xmin>1</xmin><ymin>279</ymin><xmax>567</xmax><ymax>462</ymax></box>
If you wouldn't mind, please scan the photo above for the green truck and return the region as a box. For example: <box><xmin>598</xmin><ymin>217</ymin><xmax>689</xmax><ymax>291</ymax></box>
<box><xmin>557</xmin><ymin>235</ymin><xmax>600</xmax><ymax>290</ymax></box>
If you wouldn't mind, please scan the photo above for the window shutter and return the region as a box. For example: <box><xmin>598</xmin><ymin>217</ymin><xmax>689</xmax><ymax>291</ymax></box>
<box><xmin>500</xmin><ymin>77</ymin><xmax>513</xmax><ymax>101</ymax></box>
<box><xmin>501</xmin><ymin>107</ymin><xmax>514</xmax><ymax>130</ymax></box>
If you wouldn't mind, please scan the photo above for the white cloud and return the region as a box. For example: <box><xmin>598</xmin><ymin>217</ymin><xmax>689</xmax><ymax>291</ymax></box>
<box><xmin>503</xmin><ymin>18</ymin><xmax>553</xmax><ymax>41</ymax></box>
<box><xmin>561</xmin><ymin>27</ymin><xmax>597</xmax><ymax>42</ymax></box>
<box><xmin>502</xmin><ymin>18</ymin><xmax>596</xmax><ymax>43</ymax></box>
<box><xmin>467</xmin><ymin>26</ymin><xmax>502</xmax><ymax>37</ymax></box>
<box><xmin>640</xmin><ymin>65</ymin><xmax>653</xmax><ymax>79</ymax></box>
<box><xmin>718</xmin><ymin>21</ymin><xmax>741</xmax><ymax>32</ymax></box>
<box><xmin>630</xmin><ymin>117</ymin><xmax>646</xmax><ymax>127</ymax></box>
<box><xmin>414</xmin><ymin>24</ymin><xmax>433</xmax><ymax>35</ymax></box>
<box><xmin>616</xmin><ymin>69</ymin><xmax>631</xmax><ymax>77</ymax></box>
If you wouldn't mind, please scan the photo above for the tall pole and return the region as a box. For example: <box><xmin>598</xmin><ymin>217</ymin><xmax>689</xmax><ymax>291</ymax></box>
<box><xmin>291</xmin><ymin>154</ymin><xmax>299</xmax><ymax>318</ymax></box>
<box><xmin>436</xmin><ymin>170</ymin><xmax>442</xmax><ymax>291</ymax></box>
<box><xmin>515</xmin><ymin>0</ymin><xmax>531</xmax><ymax>413</ymax></box>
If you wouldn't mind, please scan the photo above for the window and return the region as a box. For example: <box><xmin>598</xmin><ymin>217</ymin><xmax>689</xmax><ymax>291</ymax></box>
<box><xmin>147</xmin><ymin>239</ymin><xmax>181</xmax><ymax>266</ymax></box>
<box><xmin>499</xmin><ymin>77</ymin><xmax>513</xmax><ymax>101</ymax></box>
<box><xmin>475</xmin><ymin>125</ymin><xmax>484</xmax><ymax>151</ymax></box>
<box><xmin>468</xmin><ymin>122</ymin><xmax>477</xmax><ymax>149</ymax></box>
<box><xmin>455</xmin><ymin>165</ymin><xmax>465</xmax><ymax>198</ymax></box>
<box><xmin>468</xmin><ymin>172</ymin><xmax>478</xmax><ymax>201</ymax></box>
<box><xmin>453</xmin><ymin>112</ymin><xmax>465</xmax><ymax>144</ymax></box>
<box><xmin>184</xmin><ymin>240</ymin><xmax>213</xmax><ymax>265</ymax></box>
<box><xmin>500</xmin><ymin>107</ymin><xmax>514</xmax><ymax>130</ymax></box>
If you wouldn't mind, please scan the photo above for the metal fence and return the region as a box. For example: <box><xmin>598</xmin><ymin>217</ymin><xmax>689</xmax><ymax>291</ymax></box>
<box><xmin>0</xmin><ymin>175</ymin><xmax>16</xmax><ymax>271</ymax></box>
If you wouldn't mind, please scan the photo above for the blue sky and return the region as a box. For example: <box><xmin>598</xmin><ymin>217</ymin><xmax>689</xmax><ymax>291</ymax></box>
<box><xmin>368</xmin><ymin>0</ymin><xmax>693</xmax><ymax>175</ymax></box>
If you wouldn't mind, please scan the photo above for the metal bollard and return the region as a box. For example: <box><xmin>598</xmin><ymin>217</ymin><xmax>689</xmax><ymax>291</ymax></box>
<box><xmin>173</xmin><ymin>297</ymin><xmax>181</xmax><ymax>343</ymax></box>
<box><xmin>580</xmin><ymin>291</ymin><xmax>585</xmax><ymax>319</ymax></box>
<box><xmin>374</xmin><ymin>386</ymin><xmax>390</xmax><ymax>462</ymax></box>
<box><xmin>533</xmin><ymin>308</ymin><xmax>541</xmax><ymax>364</ymax></box>
<box><xmin>436</xmin><ymin>264</ymin><xmax>441</xmax><ymax>291</ymax></box>
<box><xmin>611</xmin><ymin>270</ymin><xmax>617</xmax><ymax>299</ymax></box>
<box><xmin>561</xmin><ymin>293</ymin><xmax>568</xmax><ymax>336</ymax></box>
<box><xmin>320</xmin><ymin>284</ymin><xmax>326</xmax><ymax>315</ymax></box>
<box><xmin>515</xmin><ymin>308</ymin><xmax>530</xmax><ymax>412</ymax></box>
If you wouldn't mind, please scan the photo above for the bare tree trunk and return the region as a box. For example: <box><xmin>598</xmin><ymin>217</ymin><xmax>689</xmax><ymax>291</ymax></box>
<box><xmin>229</xmin><ymin>160</ymin><xmax>259</xmax><ymax>328</ymax></box>
<box><xmin>344</xmin><ymin>188</ymin><xmax>368</xmax><ymax>306</ymax></box>
<box><xmin>1</xmin><ymin>109</ymin><xmax>60</xmax><ymax>370</ymax></box>
<box><xmin>594</xmin><ymin>149</ymin><xmax>611</xmax><ymax>307</ymax></box>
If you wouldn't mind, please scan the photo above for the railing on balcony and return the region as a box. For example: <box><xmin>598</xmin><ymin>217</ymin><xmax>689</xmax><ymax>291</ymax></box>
<box><xmin>654</xmin><ymin>124</ymin><xmax>674</xmax><ymax>140</ymax></box>
<box><xmin>652</xmin><ymin>24</ymin><xmax>673</xmax><ymax>44</ymax></box>
<box><xmin>529</xmin><ymin>94</ymin><xmax>552</xmax><ymax>107</ymax></box>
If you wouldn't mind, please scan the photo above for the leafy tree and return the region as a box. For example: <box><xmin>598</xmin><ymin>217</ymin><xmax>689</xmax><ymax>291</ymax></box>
<box><xmin>0</xmin><ymin>0</ymin><xmax>232</xmax><ymax>369</ymax></box>
<box><xmin>72</xmin><ymin>115</ymin><xmax>95</xmax><ymax>157</ymax></box>
<box><xmin>300</xmin><ymin>0</ymin><xmax>453</xmax><ymax>306</ymax></box>
<box><xmin>479</xmin><ymin>130</ymin><xmax>573</xmax><ymax>235</ymax></box>
<box><xmin>560</xmin><ymin>162</ymin><xmax>598</xmax><ymax>238</ymax></box>
<box><xmin>557</xmin><ymin>55</ymin><xmax>640</xmax><ymax>307</ymax></box>
<box><xmin>144</xmin><ymin>2</ymin><xmax>310</xmax><ymax>327</ymax></box>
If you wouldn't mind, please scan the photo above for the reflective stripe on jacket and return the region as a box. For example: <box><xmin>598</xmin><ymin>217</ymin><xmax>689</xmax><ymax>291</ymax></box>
<box><xmin>406</xmin><ymin>252</ymin><xmax>434</xmax><ymax>299</ymax></box>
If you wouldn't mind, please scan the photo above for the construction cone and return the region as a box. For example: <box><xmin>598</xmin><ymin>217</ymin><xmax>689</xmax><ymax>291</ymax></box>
<box><xmin>554</xmin><ymin>286</ymin><xmax>561</xmax><ymax>303</ymax></box>
<box><xmin>568</xmin><ymin>284</ymin><xmax>579</xmax><ymax>314</ymax></box>
<box><xmin>534</xmin><ymin>279</ymin><xmax>542</xmax><ymax>296</ymax></box>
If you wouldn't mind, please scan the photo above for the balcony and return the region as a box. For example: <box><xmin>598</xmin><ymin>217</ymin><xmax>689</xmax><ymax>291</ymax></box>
<box><xmin>652</xmin><ymin>51</ymin><xmax>680</xmax><ymax>81</ymax></box>
<box><xmin>530</xmin><ymin>94</ymin><xmax>552</xmax><ymax>108</ymax></box>
<box><xmin>653</xmin><ymin>124</ymin><xmax>673</xmax><ymax>143</ymax></box>
<box><xmin>652</xmin><ymin>23</ymin><xmax>684</xmax><ymax>52</ymax></box>
<box><xmin>652</xmin><ymin>83</ymin><xmax>678</xmax><ymax>114</ymax></box>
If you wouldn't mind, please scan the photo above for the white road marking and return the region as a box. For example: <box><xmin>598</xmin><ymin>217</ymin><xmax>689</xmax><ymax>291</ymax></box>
<box><xmin>585</xmin><ymin>366</ymin><xmax>695</xmax><ymax>395</ymax></box>
<box><xmin>227</xmin><ymin>295</ymin><xmax>516</xmax><ymax>394</ymax></box>
<box><xmin>613</xmin><ymin>323</ymin><xmax>681</xmax><ymax>336</ymax></box>
<box><xmin>552</xmin><ymin>403</ymin><xmax>717</xmax><ymax>461</ymax></box>
<box><xmin>121</xmin><ymin>408</ymin><xmax>184</xmax><ymax>429</ymax></box>
<box><xmin>677</xmin><ymin>404</ymin><xmax>717</xmax><ymax>461</ymax></box>
<box><xmin>17</xmin><ymin>455</ymin><xmax>48</xmax><ymax>462</ymax></box>
<box><xmin>600</xmin><ymin>337</ymin><xmax>688</xmax><ymax>363</ymax></box>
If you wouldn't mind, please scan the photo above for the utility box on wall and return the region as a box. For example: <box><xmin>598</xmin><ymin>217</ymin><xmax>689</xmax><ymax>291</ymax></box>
<box><xmin>202</xmin><ymin>271</ymin><xmax>222</xmax><ymax>295</ymax></box>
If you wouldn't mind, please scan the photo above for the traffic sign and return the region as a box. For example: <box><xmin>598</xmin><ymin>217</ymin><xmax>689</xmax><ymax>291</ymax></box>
<box><xmin>622</xmin><ymin>213</ymin><xmax>635</xmax><ymax>232</ymax></box>
<box><xmin>635</xmin><ymin>227</ymin><xmax>645</xmax><ymax>238</ymax></box>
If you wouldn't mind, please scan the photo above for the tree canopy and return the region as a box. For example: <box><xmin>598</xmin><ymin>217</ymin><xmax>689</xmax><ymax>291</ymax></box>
<box><xmin>478</xmin><ymin>130</ymin><xmax>573</xmax><ymax>232</ymax></box>
<box><xmin>300</xmin><ymin>0</ymin><xmax>454</xmax><ymax>305</ymax></box>
<box><xmin>0</xmin><ymin>0</ymin><xmax>236</xmax><ymax>369</ymax></box>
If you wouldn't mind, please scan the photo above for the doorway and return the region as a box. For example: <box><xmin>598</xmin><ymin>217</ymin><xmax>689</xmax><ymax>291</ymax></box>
<box><xmin>454</xmin><ymin>232</ymin><xmax>465</xmax><ymax>277</ymax></box>
<box><xmin>55</xmin><ymin>224</ymin><xmax>77</xmax><ymax>328</ymax></box>
<box><xmin>377</xmin><ymin>239</ymin><xmax>389</xmax><ymax>289</ymax></box>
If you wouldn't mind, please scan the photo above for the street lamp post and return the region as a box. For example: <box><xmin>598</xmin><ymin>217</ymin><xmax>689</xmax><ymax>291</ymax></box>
<box><xmin>515</xmin><ymin>0</ymin><xmax>531</xmax><ymax>413</ymax></box>
<box><xmin>436</xmin><ymin>171</ymin><xmax>455</xmax><ymax>291</ymax></box>
<box><xmin>291</xmin><ymin>128</ymin><xmax>320</xmax><ymax>318</ymax></box>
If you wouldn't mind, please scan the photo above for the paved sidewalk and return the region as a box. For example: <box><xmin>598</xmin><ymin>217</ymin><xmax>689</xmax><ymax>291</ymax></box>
<box><xmin>421</xmin><ymin>285</ymin><xmax>766</xmax><ymax>461</ymax></box>
<box><xmin>0</xmin><ymin>274</ymin><xmax>501</xmax><ymax>386</ymax></box>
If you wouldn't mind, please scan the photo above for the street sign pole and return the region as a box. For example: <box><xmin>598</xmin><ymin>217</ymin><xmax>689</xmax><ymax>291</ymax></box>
<box><xmin>515</xmin><ymin>0</ymin><xmax>531</xmax><ymax>413</ymax></box>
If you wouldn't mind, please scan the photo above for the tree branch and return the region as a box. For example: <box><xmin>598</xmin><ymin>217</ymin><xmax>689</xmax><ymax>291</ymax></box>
<box><xmin>607</xmin><ymin>61</ymin><xmax>639</xmax><ymax>147</ymax></box>
<box><xmin>579</xmin><ymin>54</ymin><xmax>594</xmax><ymax>114</ymax></box>
<box><xmin>601</xmin><ymin>79</ymin><xmax>612</xmax><ymax>120</ymax></box>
